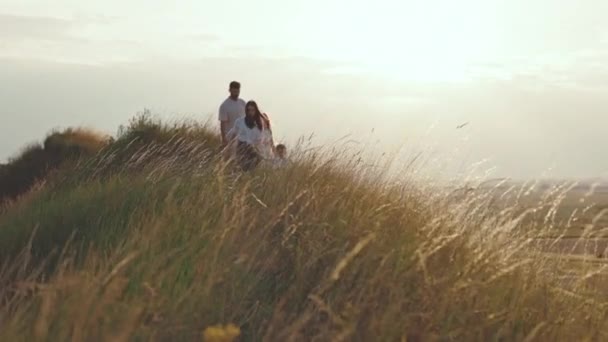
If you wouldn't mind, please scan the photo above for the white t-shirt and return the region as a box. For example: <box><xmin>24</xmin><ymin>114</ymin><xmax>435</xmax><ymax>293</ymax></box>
<box><xmin>229</xmin><ymin>117</ymin><xmax>275</xmax><ymax>159</ymax></box>
<box><xmin>272</xmin><ymin>158</ymin><xmax>289</xmax><ymax>169</ymax></box>
<box><xmin>218</xmin><ymin>97</ymin><xmax>246</xmax><ymax>138</ymax></box>
<box><xmin>229</xmin><ymin>117</ymin><xmax>263</xmax><ymax>144</ymax></box>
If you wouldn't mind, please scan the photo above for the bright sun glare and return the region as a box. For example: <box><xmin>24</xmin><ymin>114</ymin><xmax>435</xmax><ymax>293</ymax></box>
<box><xmin>298</xmin><ymin>0</ymin><xmax>499</xmax><ymax>82</ymax></box>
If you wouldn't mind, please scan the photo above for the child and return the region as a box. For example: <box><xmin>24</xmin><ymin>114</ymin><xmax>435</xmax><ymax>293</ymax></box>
<box><xmin>273</xmin><ymin>144</ymin><xmax>289</xmax><ymax>169</ymax></box>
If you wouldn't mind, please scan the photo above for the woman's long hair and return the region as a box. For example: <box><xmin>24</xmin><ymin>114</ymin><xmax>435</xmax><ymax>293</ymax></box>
<box><xmin>245</xmin><ymin>101</ymin><xmax>271</xmax><ymax>131</ymax></box>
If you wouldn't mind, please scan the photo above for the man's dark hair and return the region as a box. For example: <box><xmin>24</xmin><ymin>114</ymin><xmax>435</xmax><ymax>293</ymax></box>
<box><xmin>276</xmin><ymin>144</ymin><xmax>286</xmax><ymax>150</ymax></box>
<box><xmin>229</xmin><ymin>81</ymin><xmax>241</xmax><ymax>89</ymax></box>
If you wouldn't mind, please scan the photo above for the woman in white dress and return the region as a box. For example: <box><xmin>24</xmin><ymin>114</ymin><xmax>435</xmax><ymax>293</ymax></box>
<box><xmin>228</xmin><ymin>100</ymin><xmax>275</xmax><ymax>171</ymax></box>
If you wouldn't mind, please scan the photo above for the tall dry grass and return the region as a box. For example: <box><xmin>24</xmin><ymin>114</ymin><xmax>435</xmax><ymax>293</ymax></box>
<box><xmin>1</xmin><ymin>114</ymin><xmax>608</xmax><ymax>341</ymax></box>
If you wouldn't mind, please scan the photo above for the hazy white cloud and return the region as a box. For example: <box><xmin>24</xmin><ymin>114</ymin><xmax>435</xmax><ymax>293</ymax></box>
<box><xmin>0</xmin><ymin>14</ymin><xmax>77</xmax><ymax>42</ymax></box>
<box><xmin>0</xmin><ymin>12</ymin><xmax>223</xmax><ymax>64</ymax></box>
<box><xmin>188</xmin><ymin>33</ymin><xmax>219</xmax><ymax>42</ymax></box>
<box><xmin>0</xmin><ymin>13</ymin><xmax>136</xmax><ymax>64</ymax></box>
<box><xmin>465</xmin><ymin>39</ymin><xmax>608</xmax><ymax>93</ymax></box>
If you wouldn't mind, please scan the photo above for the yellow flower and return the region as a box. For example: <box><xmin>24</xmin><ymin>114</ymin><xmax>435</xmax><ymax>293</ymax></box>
<box><xmin>203</xmin><ymin>324</ymin><xmax>240</xmax><ymax>342</ymax></box>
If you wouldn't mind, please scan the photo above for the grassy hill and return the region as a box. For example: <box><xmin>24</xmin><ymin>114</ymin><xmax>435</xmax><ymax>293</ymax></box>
<box><xmin>0</xmin><ymin>128</ymin><xmax>110</xmax><ymax>204</ymax></box>
<box><xmin>1</xmin><ymin>113</ymin><xmax>608</xmax><ymax>341</ymax></box>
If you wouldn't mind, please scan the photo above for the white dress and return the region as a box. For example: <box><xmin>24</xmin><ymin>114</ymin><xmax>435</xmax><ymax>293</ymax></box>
<box><xmin>258</xmin><ymin>128</ymin><xmax>275</xmax><ymax>160</ymax></box>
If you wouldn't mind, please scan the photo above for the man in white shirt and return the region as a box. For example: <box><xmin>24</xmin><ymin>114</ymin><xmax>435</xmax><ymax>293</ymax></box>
<box><xmin>219</xmin><ymin>81</ymin><xmax>246</xmax><ymax>148</ymax></box>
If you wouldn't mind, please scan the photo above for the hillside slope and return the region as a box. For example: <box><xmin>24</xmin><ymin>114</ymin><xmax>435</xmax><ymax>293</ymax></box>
<box><xmin>1</xmin><ymin>114</ymin><xmax>607</xmax><ymax>341</ymax></box>
<box><xmin>0</xmin><ymin>128</ymin><xmax>110</xmax><ymax>204</ymax></box>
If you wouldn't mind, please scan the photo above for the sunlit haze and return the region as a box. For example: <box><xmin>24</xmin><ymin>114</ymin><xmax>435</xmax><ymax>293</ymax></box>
<box><xmin>2</xmin><ymin>0</ymin><xmax>608</xmax><ymax>179</ymax></box>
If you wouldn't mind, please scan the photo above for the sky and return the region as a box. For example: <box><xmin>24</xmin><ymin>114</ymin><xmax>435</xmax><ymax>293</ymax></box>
<box><xmin>1</xmin><ymin>0</ymin><xmax>608</xmax><ymax>179</ymax></box>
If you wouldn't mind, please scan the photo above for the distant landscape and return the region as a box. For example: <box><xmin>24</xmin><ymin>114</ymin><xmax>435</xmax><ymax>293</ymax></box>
<box><xmin>2</xmin><ymin>114</ymin><xmax>608</xmax><ymax>341</ymax></box>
